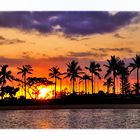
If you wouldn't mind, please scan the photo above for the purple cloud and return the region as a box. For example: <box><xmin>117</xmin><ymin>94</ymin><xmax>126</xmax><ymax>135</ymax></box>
<box><xmin>0</xmin><ymin>11</ymin><xmax>139</xmax><ymax>35</ymax></box>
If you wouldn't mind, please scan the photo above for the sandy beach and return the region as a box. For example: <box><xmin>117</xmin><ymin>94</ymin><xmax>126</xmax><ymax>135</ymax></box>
<box><xmin>0</xmin><ymin>104</ymin><xmax>140</xmax><ymax>110</ymax></box>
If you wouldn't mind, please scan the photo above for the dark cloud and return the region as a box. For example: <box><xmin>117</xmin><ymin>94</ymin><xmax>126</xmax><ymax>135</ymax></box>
<box><xmin>42</xmin><ymin>53</ymin><xmax>47</xmax><ymax>57</ymax></box>
<box><xmin>0</xmin><ymin>12</ymin><xmax>51</xmax><ymax>33</ymax></box>
<box><xmin>67</xmin><ymin>51</ymin><xmax>108</xmax><ymax>59</ymax></box>
<box><xmin>0</xmin><ymin>12</ymin><xmax>139</xmax><ymax>36</ymax></box>
<box><xmin>113</xmin><ymin>33</ymin><xmax>125</xmax><ymax>39</ymax></box>
<box><xmin>51</xmin><ymin>12</ymin><xmax>139</xmax><ymax>36</ymax></box>
<box><xmin>64</xmin><ymin>34</ymin><xmax>91</xmax><ymax>41</ymax></box>
<box><xmin>64</xmin><ymin>36</ymin><xmax>80</xmax><ymax>41</ymax></box>
<box><xmin>0</xmin><ymin>56</ymin><xmax>26</xmax><ymax>66</ymax></box>
<box><xmin>92</xmin><ymin>47</ymin><xmax>134</xmax><ymax>54</ymax></box>
<box><xmin>0</xmin><ymin>52</ymin><xmax>108</xmax><ymax>70</ymax></box>
<box><xmin>0</xmin><ymin>35</ymin><xmax>25</xmax><ymax>45</ymax></box>
<box><xmin>68</xmin><ymin>51</ymin><xmax>93</xmax><ymax>57</ymax></box>
<box><xmin>0</xmin><ymin>55</ymin><xmax>77</xmax><ymax>68</ymax></box>
<box><xmin>0</xmin><ymin>35</ymin><xmax>5</xmax><ymax>40</ymax></box>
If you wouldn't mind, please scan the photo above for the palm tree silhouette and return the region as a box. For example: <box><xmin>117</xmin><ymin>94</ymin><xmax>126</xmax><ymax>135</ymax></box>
<box><xmin>0</xmin><ymin>65</ymin><xmax>14</xmax><ymax>99</ymax></box>
<box><xmin>131</xmin><ymin>83</ymin><xmax>140</xmax><ymax>94</ymax></box>
<box><xmin>59</xmin><ymin>77</ymin><xmax>62</xmax><ymax>95</ymax></box>
<box><xmin>104</xmin><ymin>56</ymin><xmax>122</xmax><ymax>94</ymax></box>
<box><xmin>118</xmin><ymin>61</ymin><xmax>130</xmax><ymax>94</ymax></box>
<box><xmin>103</xmin><ymin>77</ymin><xmax>113</xmax><ymax>94</ymax></box>
<box><xmin>49</xmin><ymin>66</ymin><xmax>61</xmax><ymax>99</ymax></box>
<box><xmin>64</xmin><ymin>60</ymin><xmax>82</xmax><ymax>94</ymax></box>
<box><xmin>78</xmin><ymin>79</ymin><xmax>83</xmax><ymax>94</ymax></box>
<box><xmin>3</xmin><ymin>86</ymin><xmax>19</xmax><ymax>98</ymax></box>
<box><xmin>81</xmin><ymin>73</ymin><xmax>91</xmax><ymax>94</ymax></box>
<box><xmin>85</xmin><ymin>61</ymin><xmax>102</xmax><ymax>94</ymax></box>
<box><xmin>17</xmin><ymin>65</ymin><xmax>33</xmax><ymax>99</ymax></box>
<box><xmin>129</xmin><ymin>54</ymin><xmax>140</xmax><ymax>94</ymax></box>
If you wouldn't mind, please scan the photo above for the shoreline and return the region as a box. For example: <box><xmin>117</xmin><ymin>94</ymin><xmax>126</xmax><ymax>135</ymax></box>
<box><xmin>1</xmin><ymin>104</ymin><xmax>140</xmax><ymax>110</ymax></box>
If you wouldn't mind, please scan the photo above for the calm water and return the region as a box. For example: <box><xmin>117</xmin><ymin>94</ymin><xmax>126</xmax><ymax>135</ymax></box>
<box><xmin>0</xmin><ymin>109</ymin><xmax>140</xmax><ymax>128</ymax></box>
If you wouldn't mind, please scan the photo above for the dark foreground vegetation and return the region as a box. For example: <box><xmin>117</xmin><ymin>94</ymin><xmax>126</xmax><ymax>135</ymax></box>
<box><xmin>1</xmin><ymin>93</ymin><xmax>140</xmax><ymax>108</ymax></box>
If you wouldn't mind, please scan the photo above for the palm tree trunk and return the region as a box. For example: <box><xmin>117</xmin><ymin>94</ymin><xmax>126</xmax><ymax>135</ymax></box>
<box><xmin>93</xmin><ymin>75</ymin><xmax>95</xmax><ymax>94</ymax></box>
<box><xmin>137</xmin><ymin>68</ymin><xmax>139</xmax><ymax>94</ymax></box>
<box><xmin>24</xmin><ymin>74</ymin><xmax>26</xmax><ymax>99</ymax></box>
<box><xmin>107</xmin><ymin>85</ymin><xmax>109</xmax><ymax>94</ymax></box>
<box><xmin>91</xmin><ymin>73</ymin><xmax>94</xmax><ymax>94</ymax></box>
<box><xmin>55</xmin><ymin>77</ymin><xmax>57</xmax><ymax>99</ymax></box>
<box><xmin>35</xmin><ymin>92</ymin><xmax>37</xmax><ymax>100</ymax></box>
<box><xmin>79</xmin><ymin>82</ymin><xmax>80</xmax><ymax>94</ymax></box>
<box><xmin>87</xmin><ymin>80</ymin><xmax>89</xmax><ymax>94</ymax></box>
<box><xmin>121</xmin><ymin>76</ymin><xmax>124</xmax><ymax>94</ymax></box>
<box><xmin>85</xmin><ymin>79</ymin><xmax>87</xmax><ymax>94</ymax></box>
<box><xmin>121</xmin><ymin>75</ymin><xmax>124</xmax><ymax>94</ymax></box>
<box><xmin>72</xmin><ymin>79</ymin><xmax>75</xmax><ymax>94</ymax></box>
<box><xmin>113</xmin><ymin>71</ymin><xmax>116</xmax><ymax>94</ymax></box>
<box><xmin>78</xmin><ymin>80</ymin><xmax>81</xmax><ymax>95</ymax></box>
<box><xmin>60</xmin><ymin>78</ymin><xmax>62</xmax><ymax>96</ymax></box>
<box><xmin>116</xmin><ymin>77</ymin><xmax>118</xmax><ymax>94</ymax></box>
<box><xmin>123</xmin><ymin>78</ymin><xmax>125</xmax><ymax>94</ymax></box>
<box><xmin>1</xmin><ymin>83</ymin><xmax>4</xmax><ymax>100</ymax></box>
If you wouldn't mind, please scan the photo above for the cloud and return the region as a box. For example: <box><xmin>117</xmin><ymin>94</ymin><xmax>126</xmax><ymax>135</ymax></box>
<box><xmin>0</xmin><ymin>35</ymin><xmax>25</xmax><ymax>45</ymax></box>
<box><xmin>64</xmin><ymin>34</ymin><xmax>91</xmax><ymax>41</ymax></box>
<box><xmin>113</xmin><ymin>33</ymin><xmax>125</xmax><ymax>39</ymax></box>
<box><xmin>0</xmin><ymin>12</ymin><xmax>139</xmax><ymax>36</ymax></box>
<box><xmin>127</xmin><ymin>26</ymin><xmax>140</xmax><ymax>32</ymax></box>
<box><xmin>49</xmin><ymin>12</ymin><xmax>139</xmax><ymax>36</ymax></box>
<box><xmin>0</xmin><ymin>55</ymin><xmax>77</xmax><ymax>68</ymax></box>
<box><xmin>92</xmin><ymin>47</ymin><xmax>134</xmax><ymax>54</ymax></box>
<box><xmin>68</xmin><ymin>51</ymin><xmax>93</xmax><ymax>57</ymax></box>
<box><xmin>0</xmin><ymin>56</ymin><xmax>34</xmax><ymax>67</ymax></box>
<box><xmin>67</xmin><ymin>51</ymin><xmax>108</xmax><ymax>59</ymax></box>
<box><xmin>0</xmin><ymin>35</ymin><xmax>5</xmax><ymax>40</ymax></box>
<box><xmin>0</xmin><ymin>52</ymin><xmax>108</xmax><ymax>71</ymax></box>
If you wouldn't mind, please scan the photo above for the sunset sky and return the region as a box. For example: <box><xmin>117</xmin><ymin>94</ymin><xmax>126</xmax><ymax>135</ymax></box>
<box><xmin>0</xmin><ymin>11</ymin><xmax>140</xmax><ymax>94</ymax></box>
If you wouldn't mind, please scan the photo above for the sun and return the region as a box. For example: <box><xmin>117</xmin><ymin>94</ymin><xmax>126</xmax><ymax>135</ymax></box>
<box><xmin>38</xmin><ymin>87</ymin><xmax>53</xmax><ymax>99</ymax></box>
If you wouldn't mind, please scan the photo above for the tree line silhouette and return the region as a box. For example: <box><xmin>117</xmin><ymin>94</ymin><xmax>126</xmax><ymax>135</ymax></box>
<box><xmin>0</xmin><ymin>54</ymin><xmax>140</xmax><ymax>102</ymax></box>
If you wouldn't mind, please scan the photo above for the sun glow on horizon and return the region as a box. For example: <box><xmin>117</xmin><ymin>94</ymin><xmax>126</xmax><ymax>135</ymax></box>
<box><xmin>38</xmin><ymin>86</ymin><xmax>53</xmax><ymax>99</ymax></box>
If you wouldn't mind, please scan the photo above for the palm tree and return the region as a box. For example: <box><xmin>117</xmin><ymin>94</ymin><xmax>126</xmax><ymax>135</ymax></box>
<box><xmin>3</xmin><ymin>86</ymin><xmax>19</xmax><ymax>98</ymax></box>
<box><xmin>103</xmin><ymin>77</ymin><xmax>113</xmax><ymax>94</ymax></box>
<box><xmin>59</xmin><ymin>78</ymin><xmax>62</xmax><ymax>95</ymax></box>
<box><xmin>118</xmin><ymin>62</ymin><xmax>130</xmax><ymax>94</ymax></box>
<box><xmin>131</xmin><ymin>83</ymin><xmax>140</xmax><ymax>94</ymax></box>
<box><xmin>104</xmin><ymin>56</ymin><xmax>122</xmax><ymax>94</ymax></box>
<box><xmin>78</xmin><ymin>79</ymin><xmax>83</xmax><ymax>94</ymax></box>
<box><xmin>49</xmin><ymin>66</ymin><xmax>61</xmax><ymax>99</ymax></box>
<box><xmin>64</xmin><ymin>60</ymin><xmax>82</xmax><ymax>94</ymax></box>
<box><xmin>17</xmin><ymin>65</ymin><xmax>33</xmax><ymax>99</ymax></box>
<box><xmin>129</xmin><ymin>54</ymin><xmax>140</xmax><ymax>94</ymax></box>
<box><xmin>81</xmin><ymin>73</ymin><xmax>91</xmax><ymax>94</ymax></box>
<box><xmin>0</xmin><ymin>65</ymin><xmax>14</xmax><ymax>99</ymax></box>
<box><xmin>85</xmin><ymin>61</ymin><xmax>102</xmax><ymax>94</ymax></box>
